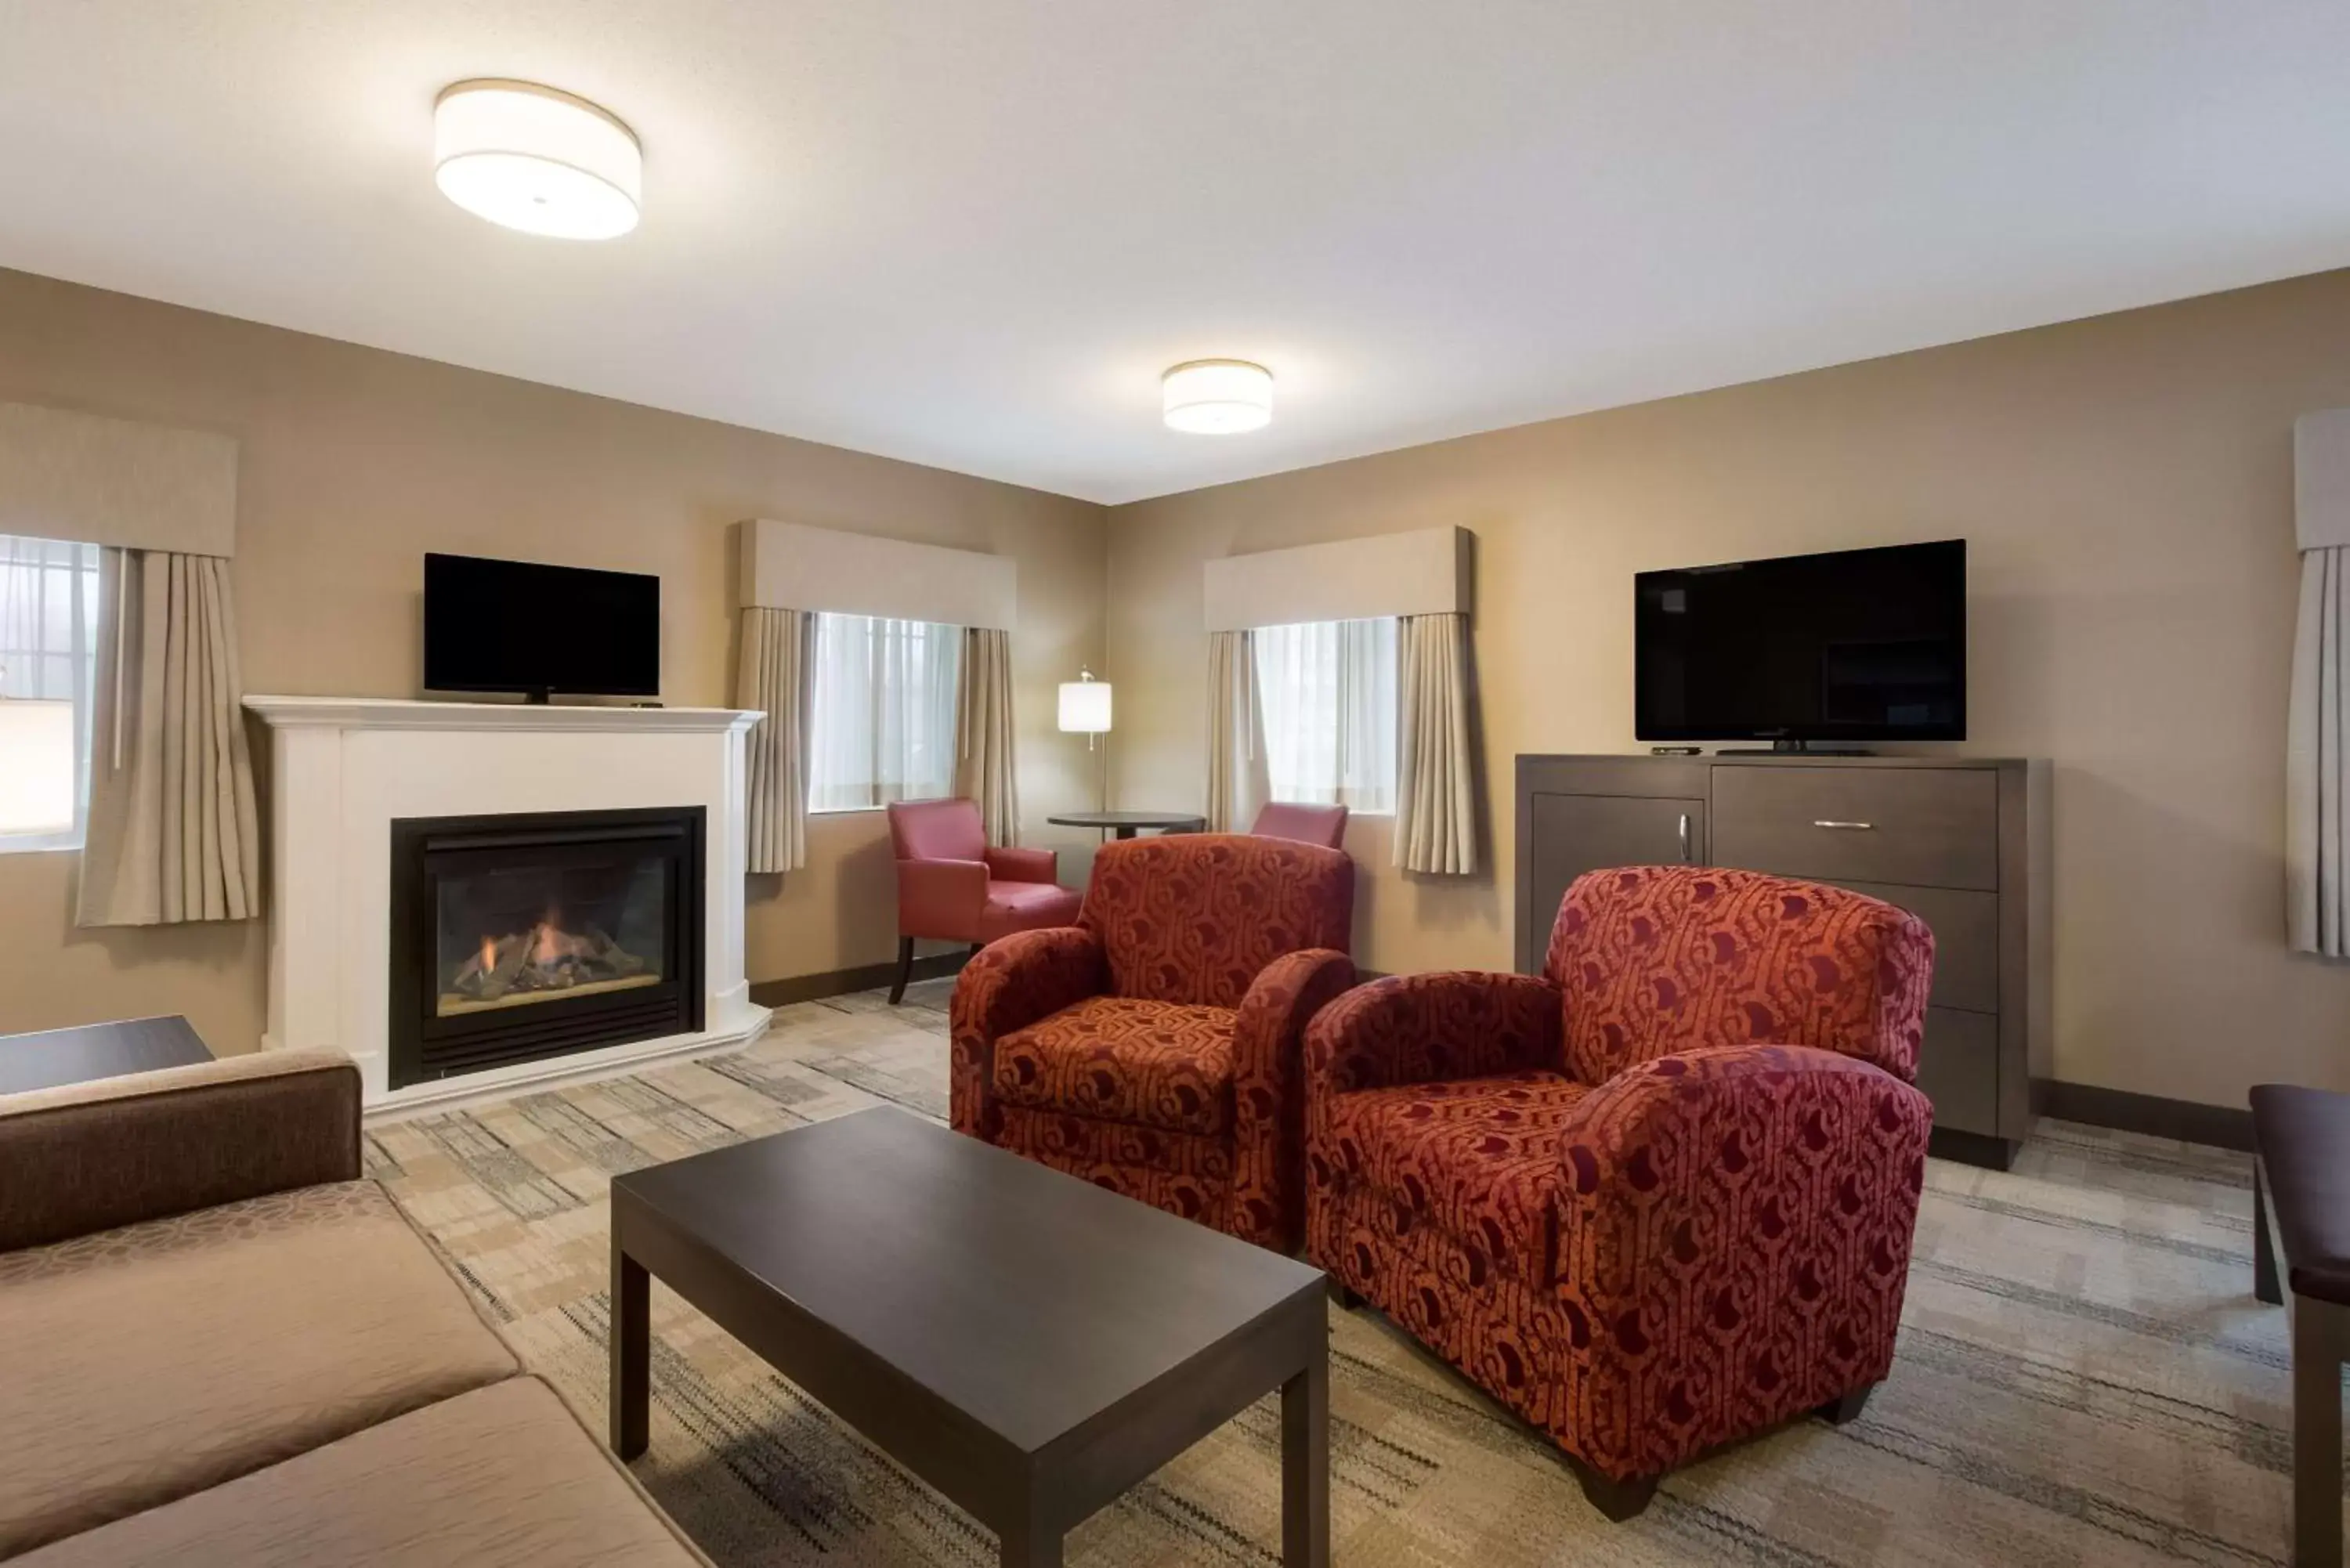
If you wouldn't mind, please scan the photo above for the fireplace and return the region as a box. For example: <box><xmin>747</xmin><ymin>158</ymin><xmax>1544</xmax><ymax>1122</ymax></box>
<box><xmin>389</xmin><ymin>807</ymin><xmax>706</xmax><ymax>1091</ymax></box>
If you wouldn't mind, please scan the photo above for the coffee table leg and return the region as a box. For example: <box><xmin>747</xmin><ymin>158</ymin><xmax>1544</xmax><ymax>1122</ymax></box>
<box><xmin>998</xmin><ymin>1515</ymin><xmax>1061</xmax><ymax>1567</ymax></box>
<box><xmin>1282</xmin><ymin>1317</ymin><xmax>1330</xmax><ymax>1568</ymax></box>
<box><xmin>611</xmin><ymin>1236</ymin><xmax>649</xmax><ymax>1459</ymax></box>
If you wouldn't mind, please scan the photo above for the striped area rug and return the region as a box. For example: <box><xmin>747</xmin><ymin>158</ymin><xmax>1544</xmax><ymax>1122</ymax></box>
<box><xmin>366</xmin><ymin>980</ymin><xmax>2337</xmax><ymax>1566</ymax></box>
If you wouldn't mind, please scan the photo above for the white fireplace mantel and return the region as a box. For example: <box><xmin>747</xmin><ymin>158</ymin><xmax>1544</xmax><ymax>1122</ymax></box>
<box><xmin>244</xmin><ymin>696</ymin><xmax>771</xmax><ymax>1112</ymax></box>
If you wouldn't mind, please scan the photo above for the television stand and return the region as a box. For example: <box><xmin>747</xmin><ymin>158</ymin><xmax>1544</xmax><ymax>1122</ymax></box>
<box><xmin>1716</xmin><ymin>740</ymin><xmax>1875</xmax><ymax>756</ymax></box>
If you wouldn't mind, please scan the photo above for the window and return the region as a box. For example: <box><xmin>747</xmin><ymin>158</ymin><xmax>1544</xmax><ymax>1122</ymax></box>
<box><xmin>1255</xmin><ymin>616</ymin><xmax>1398</xmax><ymax>811</ymax></box>
<box><xmin>808</xmin><ymin>612</ymin><xmax>962</xmax><ymax>812</ymax></box>
<box><xmin>0</xmin><ymin>535</ymin><xmax>102</xmax><ymax>852</ymax></box>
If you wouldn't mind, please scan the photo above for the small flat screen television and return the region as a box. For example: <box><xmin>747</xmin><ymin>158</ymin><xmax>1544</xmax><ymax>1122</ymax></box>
<box><xmin>1635</xmin><ymin>539</ymin><xmax>1965</xmax><ymax>746</ymax></box>
<box><xmin>423</xmin><ymin>553</ymin><xmax>660</xmax><ymax>701</ymax></box>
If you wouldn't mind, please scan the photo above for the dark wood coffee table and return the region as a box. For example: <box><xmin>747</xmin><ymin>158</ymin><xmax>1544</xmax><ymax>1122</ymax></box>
<box><xmin>609</xmin><ymin>1107</ymin><xmax>1329</xmax><ymax>1567</ymax></box>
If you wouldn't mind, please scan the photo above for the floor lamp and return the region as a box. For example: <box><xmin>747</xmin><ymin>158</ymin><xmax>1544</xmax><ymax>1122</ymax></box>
<box><xmin>1058</xmin><ymin>668</ymin><xmax>1112</xmax><ymax>812</ymax></box>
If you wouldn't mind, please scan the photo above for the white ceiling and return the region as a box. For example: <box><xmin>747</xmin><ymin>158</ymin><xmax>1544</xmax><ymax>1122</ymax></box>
<box><xmin>2</xmin><ymin>1</ymin><xmax>2348</xmax><ymax>504</ymax></box>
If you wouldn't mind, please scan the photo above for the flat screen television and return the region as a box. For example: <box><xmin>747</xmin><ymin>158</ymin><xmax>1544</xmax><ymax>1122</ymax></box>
<box><xmin>1635</xmin><ymin>539</ymin><xmax>1965</xmax><ymax>747</ymax></box>
<box><xmin>423</xmin><ymin>552</ymin><xmax>660</xmax><ymax>702</ymax></box>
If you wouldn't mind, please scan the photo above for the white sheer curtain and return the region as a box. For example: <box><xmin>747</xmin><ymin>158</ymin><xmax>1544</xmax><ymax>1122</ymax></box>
<box><xmin>808</xmin><ymin>612</ymin><xmax>962</xmax><ymax>812</ymax></box>
<box><xmin>0</xmin><ymin>534</ymin><xmax>101</xmax><ymax>848</ymax></box>
<box><xmin>1254</xmin><ymin>616</ymin><xmax>1397</xmax><ymax>811</ymax></box>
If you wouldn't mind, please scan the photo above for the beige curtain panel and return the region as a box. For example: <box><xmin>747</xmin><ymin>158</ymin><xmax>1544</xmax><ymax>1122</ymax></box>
<box><xmin>77</xmin><ymin>549</ymin><xmax>262</xmax><ymax>927</ymax></box>
<box><xmin>1205</xmin><ymin>628</ymin><xmax>1270</xmax><ymax>833</ymax></box>
<box><xmin>737</xmin><ymin>605</ymin><xmax>815</xmax><ymax>876</ymax></box>
<box><xmin>1393</xmin><ymin>611</ymin><xmax>1478</xmax><ymax>876</ymax></box>
<box><xmin>2289</xmin><ymin>546</ymin><xmax>2350</xmax><ymax>954</ymax></box>
<box><xmin>953</xmin><ymin>625</ymin><xmax>1021</xmax><ymax>844</ymax></box>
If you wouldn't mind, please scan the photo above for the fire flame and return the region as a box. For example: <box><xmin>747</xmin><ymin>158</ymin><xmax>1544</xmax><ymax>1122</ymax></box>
<box><xmin>479</xmin><ymin>934</ymin><xmax>497</xmax><ymax>974</ymax></box>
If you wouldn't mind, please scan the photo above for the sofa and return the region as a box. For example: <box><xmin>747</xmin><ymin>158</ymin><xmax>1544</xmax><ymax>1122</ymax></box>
<box><xmin>1304</xmin><ymin>864</ymin><xmax>1936</xmax><ymax>1518</ymax></box>
<box><xmin>0</xmin><ymin>1050</ymin><xmax>707</xmax><ymax>1566</ymax></box>
<box><xmin>949</xmin><ymin>833</ymin><xmax>1356</xmax><ymax>1251</ymax></box>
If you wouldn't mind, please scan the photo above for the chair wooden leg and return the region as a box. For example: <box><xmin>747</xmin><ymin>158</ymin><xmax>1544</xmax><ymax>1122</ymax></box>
<box><xmin>2254</xmin><ymin>1162</ymin><xmax>2284</xmax><ymax>1305</ymax></box>
<box><xmin>888</xmin><ymin>937</ymin><xmax>914</xmax><ymax>1006</ymax></box>
<box><xmin>1563</xmin><ymin>1454</ymin><xmax>1658</xmax><ymax>1522</ymax></box>
<box><xmin>2294</xmin><ymin>1299</ymin><xmax>2346</xmax><ymax>1568</ymax></box>
<box><xmin>1817</xmin><ymin>1384</ymin><xmax>1876</xmax><ymax>1425</ymax></box>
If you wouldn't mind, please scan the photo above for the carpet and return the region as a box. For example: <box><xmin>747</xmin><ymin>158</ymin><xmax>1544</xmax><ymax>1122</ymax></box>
<box><xmin>367</xmin><ymin>980</ymin><xmax>2336</xmax><ymax>1566</ymax></box>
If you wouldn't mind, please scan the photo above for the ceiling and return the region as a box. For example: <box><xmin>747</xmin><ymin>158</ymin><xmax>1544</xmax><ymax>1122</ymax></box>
<box><xmin>2</xmin><ymin>2</ymin><xmax>2348</xmax><ymax>505</ymax></box>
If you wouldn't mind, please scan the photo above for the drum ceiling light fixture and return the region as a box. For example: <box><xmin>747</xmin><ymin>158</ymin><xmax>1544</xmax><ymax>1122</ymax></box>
<box><xmin>434</xmin><ymin>79</ymin><xmax>642</xmax><ymax>240</ymax></box>
<box><xmin>1162</xmin><ymin>359</ymin><xmax>1274</xmax><ymax>434</ymax></box>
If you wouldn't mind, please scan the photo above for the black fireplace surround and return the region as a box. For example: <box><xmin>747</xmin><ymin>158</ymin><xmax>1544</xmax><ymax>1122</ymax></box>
<box><xmin>389</xmin><ymin>806</ymin><xmax>705</xmax><ymax>1092</ymax></box>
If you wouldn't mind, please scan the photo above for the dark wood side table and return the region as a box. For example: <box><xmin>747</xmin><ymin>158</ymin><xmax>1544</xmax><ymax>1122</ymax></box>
<box><xmin>610</xmin><ymin>1107</ymin><xmax>1329</xmax><ymax>1567</ymax></box>
<box><xmin>1045</xmin><ymin>810</ymin><xmax>1208</xmax><ymax>842</ymax></box>
<box><xmin>0</xmin><ymin>1015</ymin><xmax>213</xmax><ymax>1096</ymax></box>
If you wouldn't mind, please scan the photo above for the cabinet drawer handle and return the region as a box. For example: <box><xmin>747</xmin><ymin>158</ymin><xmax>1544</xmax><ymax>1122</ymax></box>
<box><xmin>1678</xmin><ymin>811</ymin><xmax>1691</xmax><ymax>862</ymax></box>
<box><xmin>1813</xmin><ymin>820</ymin><xmax>1875</xmax><ymax>831</ymax></box>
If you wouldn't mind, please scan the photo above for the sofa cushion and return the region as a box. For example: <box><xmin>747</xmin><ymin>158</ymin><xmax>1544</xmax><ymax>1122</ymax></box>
<box><xmin>1321</xmin><ymin>1070</ymin><xmax>1590</xmax><ymax>1273</ymax></box>
<box><xmin>0</xmin><ymin>1180</ymin><xmax>519</xmax><ymax>1556</ymax></box>
<box><xmin>16</xmin><ymin>1376</ymin><xmax>708</xmax><ymax>1567</ymax></box>
<box><xmin>994</xmin><ymin>995</ymin><xmax>1238</xmax><ymax>1135</ymax></box>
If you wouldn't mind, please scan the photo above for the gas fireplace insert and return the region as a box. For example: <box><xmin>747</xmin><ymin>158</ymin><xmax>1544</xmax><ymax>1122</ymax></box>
<box><xmin>388</xmin><ymin>806</ymin><xmax>705</xmax><ymax>1091</ymax></box>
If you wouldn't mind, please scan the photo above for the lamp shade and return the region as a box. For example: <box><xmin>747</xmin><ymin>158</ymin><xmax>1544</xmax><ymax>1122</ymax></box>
<box><xmin>1162</xmin><ymin>359</ymin><xmax>1274</xmax><ymax>434</ymax></box>
<box><xmin>0</xmin><ymin>699</ymin><xmax>74</xmax><ymax>834</ymax></box>
<box><xmin>1058</xmin><ymin>677</ymin><xmax>1112</xmax><ymax>734</ymax></box>
<box><xmin>434</xmin><ymin>80</ymin><xmax>642</xmax><ymax>240</ymax></box>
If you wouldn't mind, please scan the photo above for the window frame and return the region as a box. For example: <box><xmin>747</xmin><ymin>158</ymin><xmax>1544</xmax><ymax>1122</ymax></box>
<box><xmin>804</xmin><ymin>610</ymin><xmax>964</xmax><ymax>817</ymax></box>
<box><xmin>0</xmin><ymin>534</ymin><xmax>102</xmax><ymax>856</ymax></box>
<box><xmin>1253</xmin><ymin>615</ymin><xmax>1401</xmax><ymax>816</ymax></box>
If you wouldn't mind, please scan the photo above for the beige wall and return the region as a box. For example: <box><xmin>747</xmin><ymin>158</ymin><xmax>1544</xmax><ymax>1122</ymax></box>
<box><xmin>1108</xmin><ymin>267</ymin><xmax>2350</xmax><ymax>1109</ymax></box>
<box><xmin>0</xmin><ymin>268</ymin><xmax>1108</xmax><ymax>1054</ymax></box>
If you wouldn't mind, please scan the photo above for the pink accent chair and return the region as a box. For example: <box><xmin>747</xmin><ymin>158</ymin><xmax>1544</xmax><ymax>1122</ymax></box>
<box><xmin>1250</xmin><ymin>801</ymin><xmax>1350</xmax><ymax>849</ymax></box>
<box><xmin>885</xmin><ymin>798</ymin><xmax>1081</xmax><ymax>1005</ymax></box>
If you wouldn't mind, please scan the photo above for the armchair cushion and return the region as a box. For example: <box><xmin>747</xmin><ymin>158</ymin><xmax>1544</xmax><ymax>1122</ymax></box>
<box><xmin>1546</xmin><ymin>865</ymin><xmax>1935</xmax><ymax>1085</ymax></box>
<box><xmin>994</xmin><ymin>997</ymin><xmax>1238</xmax><ymax>1136</ymax></box>
<box><xmin>1321</xmin><ymin>1070</ymin><xmax>1591</xmax><ymax>1273</ymax></box>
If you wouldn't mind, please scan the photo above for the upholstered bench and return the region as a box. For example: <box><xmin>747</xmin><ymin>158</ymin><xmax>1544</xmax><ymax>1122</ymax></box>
<box><xmin>2251</xmin><ymin>1083</ymin><xmax>2350</xmax><ymax>1567</ymax></box>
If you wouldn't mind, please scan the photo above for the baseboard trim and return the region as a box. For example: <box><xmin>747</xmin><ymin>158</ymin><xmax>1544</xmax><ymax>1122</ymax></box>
<box><xmin>749</xmin><ymin>951</ymin><xmax>969</xmax><ymax>1008</ymax></box>
<box><xmin>2033</xmin><ymin>1078</ymin><xmax>2253</xmax><ymax>1152</ymax></box>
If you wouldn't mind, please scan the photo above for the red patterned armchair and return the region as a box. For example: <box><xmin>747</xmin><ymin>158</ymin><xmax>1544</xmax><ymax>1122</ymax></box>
<box><xmin>949</xmin><ymin>833</ymin><xmax>1356</xmax><ymax>1251</ymax></box>
<box><xmin>1305</xmin><ymin>865</ymin><xmax>1935</xmax><ymax>1519</ymax></box>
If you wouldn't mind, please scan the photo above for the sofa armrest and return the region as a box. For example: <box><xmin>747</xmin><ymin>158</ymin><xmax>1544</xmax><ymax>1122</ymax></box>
<box><xmin>0</xmin><ymin>1050</ymin><xmax>363</xmax><ymax>1254</ymax></box>
<box><xmin>896</xmin><ymin>858</ymin><xmax>990</xmax><ymax>940</ymax></box>
<box><xmin>1305</xmin><ymin>970</ymin><xmax>1563</xmax><ymax>1103</ymax></box>
<box><xmin>1549</xmin><ymin>1043</ymin><xmax>1932</xmax><ymax>1482</ymax></box>
<box><xmin>983</xmin><ymin>845</ymin><xmax>1058</xmax><ymax>885</ymax></box>
<box><xmin>1227</xmin><ymin>949</ymin><xmax>1355</xmax><ymax>1248</ymax></box>
<box><xmin>947</xmin><ymin>927</ymin><xmax>1108</xmax><ymax>1140</ymax></box>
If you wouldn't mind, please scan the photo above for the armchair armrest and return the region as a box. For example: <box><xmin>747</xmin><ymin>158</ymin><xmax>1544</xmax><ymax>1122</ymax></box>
<box><xmin>983</xmin><ymin>844</ymin><xmax>1059</xmax><ymax>885</ymax></box>
<box><xmin>948</xmin><ymin>927</ymin><xmax>1108</xmax><ymax>1140</ymax></box>
<box><xmin>1227</xmin><ymin>948</ymin><xmax>1355</xmax><ymax>1248</ymax></box>
<box><xmin>896</xmin><ymin>857</ymin><xmax>990</xmax><ymax>940</ymax></box>
<box><xmin>1550</xmin><ymin>1043</ymin><xmax>1932</xmax><ymax>1483</ymax></box>
<box><xmin>0</xmin><ymin>1050</ymin><xmax>362</xmax><ymax>1254</ymax></box>
<box><xmin>1305</xmin><ymin>970</ymin><xmax>1564</xmax><ymax>1100</ymax></box>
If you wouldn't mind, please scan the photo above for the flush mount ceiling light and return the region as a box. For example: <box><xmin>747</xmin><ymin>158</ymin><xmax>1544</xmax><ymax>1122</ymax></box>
<box><xmin>433</xmin><ymin>79</ymin><xmax>641</xmax><ymax>240</ymax></box>
<box><xmin>1162</xmin><ymin>359</ymin><xmax>1274</xmax><ymax>434</ymax></box>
